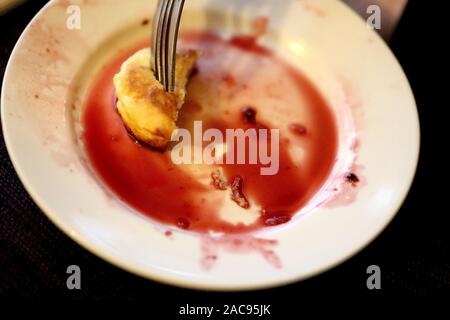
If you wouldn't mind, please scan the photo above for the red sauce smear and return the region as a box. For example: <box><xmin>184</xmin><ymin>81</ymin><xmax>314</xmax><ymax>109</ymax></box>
<box><xmin>201</xmin><ymin>236</ymin><xmax>281</xmax><ymax>270</ymax></box>
<box><xmin>83</xmin><ymin>31</ymin><xmax>338</xmax><ymax>234</ymax></box>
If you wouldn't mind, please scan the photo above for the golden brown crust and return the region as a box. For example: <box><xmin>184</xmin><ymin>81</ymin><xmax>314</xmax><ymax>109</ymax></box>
<box><xmin>122</xmin><ymin>66</ymin><xmax>179</xmax><ymax>119</ymax></box>
<box><xmin>113</xmin><ymin>48</ymin><xmax>199</xmax><ymax>149</ymax></box>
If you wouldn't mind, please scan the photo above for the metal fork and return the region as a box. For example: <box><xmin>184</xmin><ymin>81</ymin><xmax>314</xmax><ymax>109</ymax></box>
<box><xmin>152</xmin><ymin>0</ymin><xmax>186</xmax><ymax>92</ymax></box>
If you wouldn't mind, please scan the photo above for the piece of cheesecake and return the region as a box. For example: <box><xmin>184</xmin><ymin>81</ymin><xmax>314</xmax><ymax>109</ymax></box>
<box><xmin>113</xmin><ymin>48</ymin><xmax>198</xmax><ymax>149</ymax></box>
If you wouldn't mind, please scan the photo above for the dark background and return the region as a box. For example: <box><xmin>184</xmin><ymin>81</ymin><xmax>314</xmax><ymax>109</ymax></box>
<box><xmin>0</xmin><ymin>0</ymin><xmax>448</xmax><ymax>307</ymax></box>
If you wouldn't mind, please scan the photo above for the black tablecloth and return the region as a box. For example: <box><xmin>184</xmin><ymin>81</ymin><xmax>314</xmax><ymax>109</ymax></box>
<box><xmin>1</xmin><ymin>0</ymin><xmax>449</xmax><ymax>304</ymax></box>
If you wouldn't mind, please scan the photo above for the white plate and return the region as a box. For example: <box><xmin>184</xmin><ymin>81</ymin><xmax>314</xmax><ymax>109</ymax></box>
<box><xmin>1</xmin><ymin>0</ymin><xmax>419</xmax><ymax>290</ymax></box>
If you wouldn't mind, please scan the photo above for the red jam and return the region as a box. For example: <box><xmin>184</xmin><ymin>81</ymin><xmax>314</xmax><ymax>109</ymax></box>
<box><xmin>82</xmin><ymin>31</ymin><xmax>338</xmax><ymax>234</ymax></box>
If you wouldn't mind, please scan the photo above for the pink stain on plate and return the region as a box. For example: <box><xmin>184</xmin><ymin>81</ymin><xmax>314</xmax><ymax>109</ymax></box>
<box><xmin>323</xmin><ymin>163</ymin><xmax>367</xmax><ymax>208</ymax></box>
<box><xmin>200</xmin><ymin>236</ymin><xmax>282</xmax><ymax>270</ymax></box>
<box><xmin>299</xmin><ymin>1</ymin><xmax>326</xmax><ymax>17</ymax></box>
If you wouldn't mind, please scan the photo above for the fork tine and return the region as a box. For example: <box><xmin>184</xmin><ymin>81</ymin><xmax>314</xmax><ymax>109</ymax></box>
<box><xmin>152</xmin><ymin>0</ymin><xmax>165</xmax><ymax>79</ymax></box>
<box><xmin>167</xmin><ymin>0</ymin><xmax>185</xmax><ymax>92</ymax></box>
<box><xmin>161</xmin><ymin>0</ymin><xmax>176</xmax><ymax>92</ymax></box>
<box><xmin>151</xmin><ymin>0</ymin><xmax>185</xmax><ymax>92</ymax></box>
<box><xmin>155</xmin><ymin>0</ymin><xmax>169</xmax><ymax>84</ymax></box>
